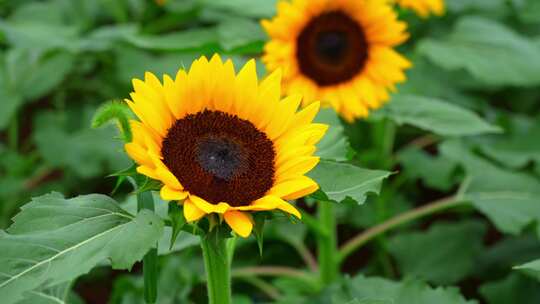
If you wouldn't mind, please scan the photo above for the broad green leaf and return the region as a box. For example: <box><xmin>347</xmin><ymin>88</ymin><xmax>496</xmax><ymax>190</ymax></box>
<box><xmin>446</xmin><ymin>0</ymin><xmax>506</xmax><ymax>13</ymax></box>
<box><xmin>0</xmin><ymin>86</ymin><xmax>22</xmax><ymax>130</ymax></box>
<box><xmin>440</xmin><ymin>140</ymin><xmax>540</xmax><ymax>236</ymax></box>
<box><xmin>352</xmin><ymin>300</ymin><xmax>392</xmax><ymax>304</ymax></box>
<box><xmin>308</xmin><ymin>160</ymin><xmax>391</xmax><ymax>204</ymax></box>
<box><xmin>331</xmin><ymin>275</ymin><xmax>475</xmax><ymax>304</ymax></box>
<box><xmin>396</xmin><ymin>56</ymin><xmax>484</xmax><ymax>111</ymax></box>
<box><xmin>0</xmin><ymin>21</ymin><xmax>80</xmax><ymax>51</ymax></box>
<box><xmin>315</xmin><ymin>109</ymin><xmax>348</xmax><ymax>161</ymax></box>
<box><xmin>477</xmin><ymin>235</ymin><xmax>540</xmax><ymax>276</ymax></box>
<box><xmin>512</xmin><ymin>0</ymin><xmax>540</xmax><ymax>24</ymax></box>
<box><xmin>480</xmin><ymin>274</ymin><xmax>540</xmax><ymax>304</ymax></box>
<box><xmin>33</xmin><ymin>110</ymin><xmax>129</xmax><ymax>178</ymax></box>
<box><xmin>418</xmin><ymin>17</ymin><xmax>540</xmax><ymax>86</ymax></box>
<box><xmin>398</xmin><ymin>147</ymin><xmax>458</xmax><ymax>191</ymax></box>
<box><xmin>124</xmin><ymin>28</ymin><xmax>219</xmax><ymax>51</ymax></box>
<box><xmin>217</xmin><ymin>17</ymin><xmax>265</xmax><ymax>51</ymax></box>
<box><xmin>202</xmin><ymin>0</ymin><xmax>277</xmax><ymax>18</ymax></box>
<box><xmin>374</xmin><ymin>94</ymin><xmax>501</xmax><ymax>136</ymax></box>
<box><xmin>109</xmin><ymin>254</ymin><xmax>198</xmax><ymax>304</ymax></box>
<box><xmin>388</xmin><ymin>220</ymin><xmax>486</xmax><ymax>284</ymax></box>
<box><xmin>515</xmin><ymin>259</ymin><xmax>540</xmax><ymax>281</ymax></box>
<box><xmin>114</xmin><ymin>46</ymin><xmax>198</xmax><ymax>85</ymax></box>
<box><xmin>9</xmin><ymin>50</ymin><xmax>75</xmax><ymax>101</ymax></box>
<box><xmin>17</xmin><ymin>281</ymin><xmax>72</xmax><ymax>304</ymax></box>
<box><xmin>471</xmin><ymin>116</ymin><xmax>540</xmax><ymax>169</ymax></box>
<box><xmin>0</xmin><ymin>193</ymin><xmax>164</xmax><ymax>304</ymax></box>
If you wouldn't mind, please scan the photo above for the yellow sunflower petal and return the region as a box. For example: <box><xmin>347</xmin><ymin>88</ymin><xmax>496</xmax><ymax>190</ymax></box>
<box><xmin>189</xmin><ymin>195</ymin><xmax>230</xmax><ymax>214</ymax></box>
<box><xmin>184</xmin><ymin>199</ymin><xmax>206</xmax><ymax>222</ymax></box>
<box><xmin>276</xmin><ymin>156</ymin><xmax>320</xmax><ymax>182</ymax></box>
<box><xmin>136</xmin><ymin>165</ymin><xmax>160</xmax><ymax>180</ymax></box>
<box><xmin>224</xmin><ymin>211</ymin><xmax>253</xmax><ymax>238</ymax></box>
<box><xmin>270</xmin><ymin>176</ymin><xmax>319</xmax><ymax>200</ymax></box>
<box><xmin>249</xmin><ymin>195</ymin><xmax>301</xmax><ymax>218</ymax></box>
<box><xmin>125</xmin><ymin>143</ymin><xmax>152</xmax><ymax>167</ymax></box>
<box><xmin>160</xmin><ymin>185</ymin><xmax>188</xmax><ymax>201</ymax></box>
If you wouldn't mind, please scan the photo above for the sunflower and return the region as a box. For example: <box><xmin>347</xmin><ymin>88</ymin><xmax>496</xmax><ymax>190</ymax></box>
<box><xmin>262</xmin><ymin>0</ymin><xmax>411</xmax><ymax>122</ymax></box>
<box><xmin>124</xmin><ymin>55</ymin><xmax>327</xmax><ymax>238</ymax></box>
<box><xmin>394</xmin><ymin>0</ymin><xmax>445</xmax><ymax>18</ymax></box>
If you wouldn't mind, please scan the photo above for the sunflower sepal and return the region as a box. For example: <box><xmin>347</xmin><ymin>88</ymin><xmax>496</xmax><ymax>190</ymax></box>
<box><xmin>168</xmin><ymin>201</ymin><xmax>186</xmax><ymax>250</ymax></box>
<box><xmin>252</xmin><ymin>212</ymin><xmax>269</xmax><ymax>256</ymax></box>
<box><xmin>196</xmin><ymin>215</ymin><xmax>234</xmax><ymax>239</ymax></box>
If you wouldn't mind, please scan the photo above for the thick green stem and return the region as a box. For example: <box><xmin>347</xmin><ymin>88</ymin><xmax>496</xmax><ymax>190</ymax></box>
<box><xmin>201</xmin><ymin>230</ymin><xmax>232</xmax><ymax>304</ymax></box>
<box><xmin>137</xmin><ymin>191</ymin><xmax>157</xmax><ymax>304</ymax></box>
<box><xmin>317</xmin><ymin>201</ymin><xmax>338</xmax><ymax>284</ymax></box>
<box><xmin>338</xmin><ymin>197</ymin><xmax>465</xmax><ymax>264</ymax></box>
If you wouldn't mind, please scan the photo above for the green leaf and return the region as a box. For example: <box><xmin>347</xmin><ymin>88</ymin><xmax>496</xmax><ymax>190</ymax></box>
<box><xmin>33</xmin><ymin>110</ymin><xmax>130</xmax><ymax>178</ymax></box>
<box><xmin>113</xmin><ymin>46</ymin><xmax>198</xmax><ymax>85</ymax></box>
<box><xmin>418</xmin><ymin>16</ymin><xmax>540</xmax><ymax>86</ymax></box>
<box><xmin>202</xmin><ymin>0</ymin><xmax>277</xmax><ymax>18</ymax></box>
<box><xmin>477</xmin><ymin>235</ymin><xmax>540</xmax><ymax>276</ymax></box>
<box><xmin>124</xmin><ymin>28</ymin><xmax>219</xmax><ymax>51</ymax></box>
<box><xmin>480</xmin><ymin>273</ymin><xmax>540</xmax><ymax>304</ymax></box>
<box><xmin>374</xmin><ymin>94</ymin><xmax>501</xmax><ymax>136</ymax></box>
<box><xmin>331</xmin><ymin>275</ymin><xmax>475</xmax><ymax>304</ymax></box>
<box><xmin>440</xmin><ymin>140</ymin><xmax>540</xmax><ymax>236</ymax></box>
<box><xmin>314</xmin><ymin>109</ymin><xmax>349</xmax><ymax>161</ymax></box>
<box><xmin>514</xmin><ymin>259</ymin><xmax>540</xmax><ymax>281</ymax></box>
<box><xmin>17</xmin><ymin>281</ymin><xmax>73</xmax><ymax>304</ymax></box>
<box><xmin>398</xmin><ymin>147</ymin><xmax>458</xmax><ymax>191</ymax></box>
<box><xmin>472</xmin><ymin>116</ymin><xmax>540</xmax><ymax>169</ymax></box>
<box><xmin>512</xmin><ymin>0</ymin><xmax>540</xmax><ymax>24</ymax></box>
<box><xmin>92</xmin><ymin>100</ymin><xmax>134</xmax><ymax>142</ymax></box>
<box><xmin>446</xmin><ymin>0</ymin><xmax>506</xmax><ymax>13</ymax></box>
<box><xmin>0</xmin><ymin>193</ymin><xmax>164</xmax><ymax>304</ymax></box>
<box><xmin>0</xmin><ymin>21</ymin><xmax>80</xmax><ymax>52</ymax></box>
<box><xmin>12</xmin><ymin>50</ymin><xmax>75</xmax><ymax>101</ymax></box>
<box><xmin>308</xmin><ymin>160</ymin><xmax>391</xmax><ymax>204</ymax></box>
<box><xmin>217</xmin><ymin>17</ymin><xmax>265</xmax><ymax>51</ymax></box>
<box><xmin>388</xmin><ymin>220</ymin><xmax>486</xmax><ymax>284</ymax></box>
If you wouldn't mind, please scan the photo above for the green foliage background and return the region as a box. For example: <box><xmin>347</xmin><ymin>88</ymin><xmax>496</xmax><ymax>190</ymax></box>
<box><xmin>0</xmin><ymin>0</ymin><xmax>540</xmax><ymax>303</ymax></box>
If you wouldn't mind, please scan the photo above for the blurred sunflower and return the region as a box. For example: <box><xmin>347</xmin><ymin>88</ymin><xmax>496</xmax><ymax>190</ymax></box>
<box><xmin>394</xmin><ymin>0</ymin><xmax>445</xmax><ymax>18</ymax></box>
<box><xmin>124</xmin><ymin>55</ymin><xmax>327</xmax><ymax>237</ymax></box>
<box><xmin>262</xmin><ymin>0</ymin><xmax>411</xmax><ymax>122</ymax></box>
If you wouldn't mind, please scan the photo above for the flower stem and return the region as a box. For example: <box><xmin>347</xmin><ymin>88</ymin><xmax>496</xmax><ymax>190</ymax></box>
<box><xmin>137</xmin><ymin>191</ymin><xmax>158</xmax><ymax>304</ymax></box>
<box><xmin>201</xmin><ymin>229</ymin><xmax>232</xmax><ymax>304</ymax></box>
<box><xmin>338</xmin><ymin>196</ymin><xmax>465</xmax><ymax>264</ymax></box>
<box><xmin>317</xmin><ymin>201</ymin><xmax>338</xmax><ymax>284</ymax></box>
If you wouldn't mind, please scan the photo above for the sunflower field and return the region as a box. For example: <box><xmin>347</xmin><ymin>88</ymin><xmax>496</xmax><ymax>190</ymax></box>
<box><xmin>1</xmin><ymin>0</ymin><xmax>540</xmax><ymax>303</ymax></box>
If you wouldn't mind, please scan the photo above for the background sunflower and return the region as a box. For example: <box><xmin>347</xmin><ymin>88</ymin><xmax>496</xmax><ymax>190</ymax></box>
<box><xmin>394</xmin><ymin>0</ymin><xmax>445</xmax><ymax>18</ymax></box>
<box><xmin>262</xmin><ymin>0</ymin><xmax>411</xmax><ymax>121</ymax></box>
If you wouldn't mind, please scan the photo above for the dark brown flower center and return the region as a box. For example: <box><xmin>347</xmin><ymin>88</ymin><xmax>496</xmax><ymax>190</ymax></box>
<box><xmin>161</xmin><ymin>110</ymin><xmax>275</xmax><ymax>206</ymax></box>
<box><xmin>296</xmin><ymin>11</ymin><xmax>368</xmax><ymax>86</ymax></box>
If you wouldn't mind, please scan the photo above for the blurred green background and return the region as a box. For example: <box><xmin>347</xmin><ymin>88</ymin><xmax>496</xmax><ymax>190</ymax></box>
<box><xmin>1</xmin><ymin>0</ymin><xmax>540</xmax><ymax>303</ymax></box>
